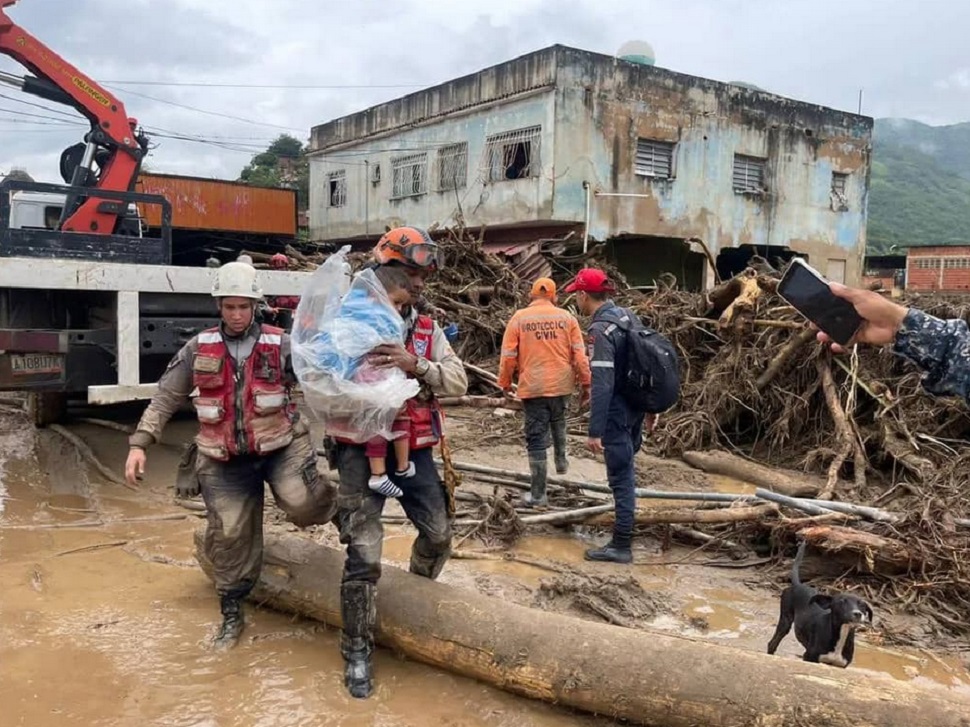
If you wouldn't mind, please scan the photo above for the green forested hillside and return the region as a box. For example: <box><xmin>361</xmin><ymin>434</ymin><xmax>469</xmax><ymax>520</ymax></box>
<box><xmin>868</xmin><ymin>119</ymin><xmax>970</xmax><ymax>253</ymax></box>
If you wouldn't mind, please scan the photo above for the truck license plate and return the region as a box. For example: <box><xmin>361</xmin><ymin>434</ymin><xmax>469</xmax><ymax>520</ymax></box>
<box><xmin>10</xmin><ymin>353</ymin><xmax>64</xmax><ymax>376</ymax></box>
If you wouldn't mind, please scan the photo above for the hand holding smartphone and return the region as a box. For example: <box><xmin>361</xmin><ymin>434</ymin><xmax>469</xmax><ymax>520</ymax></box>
<box><xmin>776</xmin><ymin>259</ymin><xmax>862</xmax><ymax>346</ymax></box>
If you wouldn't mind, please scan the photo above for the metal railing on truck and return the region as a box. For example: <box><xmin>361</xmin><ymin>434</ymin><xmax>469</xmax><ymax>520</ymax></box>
<box><xmin>0</xmin><ymin>179</ymin><xmax>173</xmax><ymax>264</ymax></box>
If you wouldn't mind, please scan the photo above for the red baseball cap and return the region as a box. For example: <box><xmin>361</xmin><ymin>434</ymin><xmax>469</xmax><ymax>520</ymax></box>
<box><xmin>563</xmin><ymin>268</ymin><xmax>615</xmax><ymax>294</ymax></box>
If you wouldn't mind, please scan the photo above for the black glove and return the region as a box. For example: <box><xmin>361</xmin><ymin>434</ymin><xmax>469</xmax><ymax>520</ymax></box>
<box><xmin>175</xmin><ymin>442</ymin><xmax>201</xmax><ymax>498</ymax></box>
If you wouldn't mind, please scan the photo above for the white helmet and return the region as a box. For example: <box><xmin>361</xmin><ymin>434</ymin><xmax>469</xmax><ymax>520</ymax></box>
<box><xmin>212</xmin><ymin>261</ymin><xmax>262</xmax><ymax>299</ymax></box>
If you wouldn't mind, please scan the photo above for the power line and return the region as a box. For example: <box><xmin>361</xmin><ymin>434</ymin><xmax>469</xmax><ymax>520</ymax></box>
<box><xmin>104</xmin><ymin>85</ymin><xmax>305</xmax><ymax>133</ymax></box>
<box><xmin>100</xmin><ymin>80</ymin><xmax>427</xmax><ymax>90</ymax></box>
<box><xmin>0</xmin><ymin>126</ymin><xmax>83</xmax><ymax>132</ymax></box>
<box><xmin>145</xmin><ymin>129</ymin><xmax>276</xmax><ymax>155</ymax></box>
<box><xmin>142</xmin><ymin>124</ymin><xmax>279</xmax><ymax>143</ymax></box>
<box><xmin>0</xmin><ymin>117</ymin><xmax>83</xmax><ymax>127</ymax></box>
<box><xmin>0</xmin><ymin>107</ymin><xmax>85</xmax><ymax>125</ymax></box>
<box><xmin>0</xmin><ymin>92</ymin><xmax>80</xmax><ymax>119</ymax></box>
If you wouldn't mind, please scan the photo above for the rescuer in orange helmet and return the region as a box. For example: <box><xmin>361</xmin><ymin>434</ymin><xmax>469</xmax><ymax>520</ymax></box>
<box><xmin>327</xmin><ymin>225</ymin><xmax>466</xmax><ymax>699</ymax></box>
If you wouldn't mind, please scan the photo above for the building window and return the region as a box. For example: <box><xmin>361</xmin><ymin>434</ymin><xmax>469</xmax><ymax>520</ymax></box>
<box><xmin>733</xmin><ymin>154</ymin><xmax>766</xmax><ymax>194</ymax></box>
<box><xmin>913</xmin><ymin>258</ymin><xmax>941</xmax><ymax>269</ymax></box>
<box><xmin>635</xmin><ymin>139</ymin><xmax>675</xmax><ymax>179</ymax></box>
<box><xmin>484</xmin><ymin>126</ymin><xmax>541</xmax><ymax>182</ymax></box>
<box><xmin>391</xmin><ymin>153</ymin><xmax>428</xmax><ymax>199</ymax></box>
<box><xmin>944</xmin><ymin>257</ymin><xmax>970</xmax><ymax>269</ymax></box>
<box><xmin>436</xmin><ymin>142</ymin><xmax>468</xmax><ymax>191</ymax></box>
<box><xmin>44</xmin><ymin>205</ymin><xmax>62</xmax><ymax>229</ymax></box>
<box><xmin>831</xmin><ymin>171</ymin><xmax>849</xmax><ymax>211</ymax></box>
<box><xmin>831</xmin><ymin>172</ymin><xmax>848</xmax><ymax>195</ymax></box>
<box><xmin>327</xmin><ymin>170</ymin><xmax>346</xmax><ymax>208</ymax></box>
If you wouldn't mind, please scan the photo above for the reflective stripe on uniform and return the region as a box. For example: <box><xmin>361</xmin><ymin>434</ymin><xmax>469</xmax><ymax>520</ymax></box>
<box><xmin>258</xmin><ymin>333</ymin><xmax>282</xmax><ymax>345</ymax></box>
<box><xmin>198</xmin><ymin>331</ymin><xmax>222</xmax><ymax>344</ymax></box>
<box><xmin>591</xmin><ymin>360</ymin><xmax>614</xmax><ymax>368</ymax></box>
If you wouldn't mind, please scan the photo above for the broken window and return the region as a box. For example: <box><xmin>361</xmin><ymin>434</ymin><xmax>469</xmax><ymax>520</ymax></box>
<box><xmin>830</xmin><ymin>171</ymin><xmax>849</xmax><ymax>211</ymax></box>
<box><xmin>328</xmin><ymin>170</ymin><xmax>346</xmax><ymax>208</ymax></box>
<box><xmin>732</xmin><ymin>154</ymin><xmax>766</xmax><ymax>194</ymax></box>
<box><xmin>635</xmin><ymin>139</ymin><xmax>675</xmax><ymax>179</ymax></box>
<box><xmin>436</xmin><ymin>142</ymin><xmax>468</xmax><ymax>191</ymax></box>
<box><xmin>391</xmin><ymin>153</ymin><xmax>428</xmax><ymax>199</ymax></box>
<box><xmin>483</xmin><ymin>126</ymin><xmax>541</xmax><ymax>182</ymax></box>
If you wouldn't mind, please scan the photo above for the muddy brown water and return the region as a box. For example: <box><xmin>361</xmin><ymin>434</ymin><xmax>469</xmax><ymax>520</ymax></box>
<box><xmin>2</xmin><ymin>408</ymin><xmax>969</xmax><ymax>727</ymax></box>
<box><xmin>0</xmin><ymin>414</ymin><xmax>603</xmax><ymax>727</ymax></box>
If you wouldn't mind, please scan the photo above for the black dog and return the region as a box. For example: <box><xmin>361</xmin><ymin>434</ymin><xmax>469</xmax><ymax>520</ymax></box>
<box><xmin>766</xmin><ymin>540</ymin><xmax>873</xmax><ymax>667</ymax></box>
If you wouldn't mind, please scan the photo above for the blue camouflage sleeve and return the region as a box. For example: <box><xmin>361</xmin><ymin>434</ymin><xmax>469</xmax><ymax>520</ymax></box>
<box><xmin>893</xmin><ymin>308</ymin><xmax>970</xmax><ymax>403</ymax></box>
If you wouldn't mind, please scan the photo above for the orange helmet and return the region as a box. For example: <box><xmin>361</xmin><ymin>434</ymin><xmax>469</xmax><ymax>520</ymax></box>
<box><xmin>373</xmin><ymin>226</ymin><xmax>442</xmax><ymax>270</ymax></box>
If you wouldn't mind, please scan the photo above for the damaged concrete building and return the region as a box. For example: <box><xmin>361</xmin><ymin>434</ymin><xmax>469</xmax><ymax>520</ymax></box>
<box><xmin>307</xmin><ymin>45</ymin><xmax>873</xmax><ymax>290</ymax></box>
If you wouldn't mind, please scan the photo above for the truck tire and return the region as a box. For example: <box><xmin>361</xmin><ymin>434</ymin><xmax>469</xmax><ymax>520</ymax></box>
<box><xmin>27</xmin><ymin>392</ymin><xmax>67</xmax><ymax>427</ymax></box>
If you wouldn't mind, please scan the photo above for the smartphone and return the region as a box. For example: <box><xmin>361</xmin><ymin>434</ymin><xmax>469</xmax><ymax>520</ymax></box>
<box><xmin>777</xmin><ymin>258</ymin><xmax>862</xmax><ymax>346</ymax></box>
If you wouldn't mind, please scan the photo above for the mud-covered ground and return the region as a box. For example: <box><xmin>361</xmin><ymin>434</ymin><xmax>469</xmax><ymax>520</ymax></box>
<box><xmin>2</xmin><ymin>402</ymin><xmax>968</xmax><ymax>726</ymax></box>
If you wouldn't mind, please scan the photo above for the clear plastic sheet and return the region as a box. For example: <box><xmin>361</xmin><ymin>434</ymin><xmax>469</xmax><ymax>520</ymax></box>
<box><xmin>291</xmin><ymin>246</ymin><xmax>419</xmax><ymax>442</ymax></box>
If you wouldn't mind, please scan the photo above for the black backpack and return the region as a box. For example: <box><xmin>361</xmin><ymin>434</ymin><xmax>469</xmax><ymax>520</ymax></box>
<box><xmin>612</xmin><ymin>310</ymin><xmax>680</xmax><ymax>414</ymax></box>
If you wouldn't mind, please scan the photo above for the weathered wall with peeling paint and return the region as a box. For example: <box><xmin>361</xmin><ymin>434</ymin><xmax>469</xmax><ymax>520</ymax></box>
<box><xmin>308</xmin><ymin>45</ymin><xmax>872</xmax><ymax>285</ymax></box>
<box><xmin>309</xmin><ymin>90</ymin><xmax>557</xmax><ymax>241</ymax></box>
<box><xmin>551</xmin><ymin>47</ymin><xmax>872</xmax><ymax>285</ymax></box>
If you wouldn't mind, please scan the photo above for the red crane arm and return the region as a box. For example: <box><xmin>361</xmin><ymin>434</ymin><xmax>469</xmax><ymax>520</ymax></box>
<box><xmin>0</xmin><ymin>0</ymin><xmax>144</xmax><ymax>234</ymax></box>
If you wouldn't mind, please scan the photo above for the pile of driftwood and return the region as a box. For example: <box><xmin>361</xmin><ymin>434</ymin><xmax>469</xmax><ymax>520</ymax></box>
<box><xmin>628</xmin><ymin>271</ymin><xmax>970</xmax><ymax>637</ymax></box>
<box><xmin>434</xmin><ymin>235</ymin><xmax>970</xmax><ymax>636</ymax></box>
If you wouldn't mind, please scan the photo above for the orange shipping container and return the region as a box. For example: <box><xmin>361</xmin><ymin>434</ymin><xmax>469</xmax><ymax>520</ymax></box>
<box><xmin>134</xmin><ymin>173</ymin><xmax>297</xmax><ymax>237</ymax></box>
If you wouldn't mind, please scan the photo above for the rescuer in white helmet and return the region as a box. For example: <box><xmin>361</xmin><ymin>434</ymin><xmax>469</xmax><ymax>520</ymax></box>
<box><xmin>123</xmin><ymin>259</ymin><xmax>337</xmax><ymax>649</ymax></box>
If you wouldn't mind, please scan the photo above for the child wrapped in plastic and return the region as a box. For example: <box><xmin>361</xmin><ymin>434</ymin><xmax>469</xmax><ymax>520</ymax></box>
<box><xmin>292</xmin><ymin>247</ymin><xmax>420</xmax><ymax>497</ymax></box>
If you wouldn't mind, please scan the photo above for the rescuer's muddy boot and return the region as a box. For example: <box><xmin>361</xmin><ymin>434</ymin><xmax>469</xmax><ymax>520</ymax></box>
<box><xmin>523</xmin><ymin>452</ymin><xmax>549</xmax><ymax>508</ymax></box>
<box><xmin>212</xmin><ymin>594</ymin><xmax>245</xmax><ymax>650</ymax></box>
<box><xmin>341</xmin><ymin>581</ymin><xmax>376</xmax><ymax>699</ymax></box>
<box><xmin>551</xmin><ymin>418</ymin><xmax>569</xmax><ymax>475</ymax></box>
<box><xmin>584</xmin><ymin>532</ymin><xmax>633</xmax><ymax>564</ymax></box>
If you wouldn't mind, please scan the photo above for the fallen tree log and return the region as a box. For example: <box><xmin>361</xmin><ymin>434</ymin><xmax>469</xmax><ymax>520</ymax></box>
<box><xmin>682</xmin><ymin>450</ymin><xmax>823</xmax><ymax>497</ymax></box>
<box><xmin>588</xmin><ymin>503</ymin><xmax>777</xmax><ymax>526</ymax></box>
<box><xmin>193</xmin><ymin>530</ymin><xmax>970</xmax><ymax>726</ymax></box>
<box><xmin>439</xmin><ymin>395</ymin><xmax>522</xmax><ymax>410</ymax></box>
<box><xmin>755</xmin><ymin>488</ymin><xmax>835</xmax><ymax>516</ymax></box>
<box><xmin>439</xmin><ymin>459</ymin><xmax>757</xmax><ymax>502</ymax></box>
<box><xmin>796</xmin><ymin>525</ymin><xmax>921</xmax><ymax>574</ymax></box>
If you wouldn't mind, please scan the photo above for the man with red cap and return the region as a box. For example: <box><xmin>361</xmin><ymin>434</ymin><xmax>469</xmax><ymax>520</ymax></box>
<box><xmin>565</xmin><ymin>268</ymin><xmax>656</xmax><ymax>564</ymax></box>
<box><xmin>498</xmin><ymin>277</ymin><xmax>591</xmax><ymax>506</ymax></box>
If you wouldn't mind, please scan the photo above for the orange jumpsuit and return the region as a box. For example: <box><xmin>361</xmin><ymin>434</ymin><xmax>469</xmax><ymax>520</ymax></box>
<box><xmin>497</xmin><ymin>298</ymin><xmax>591</xmax><ymax>397</ymax></box>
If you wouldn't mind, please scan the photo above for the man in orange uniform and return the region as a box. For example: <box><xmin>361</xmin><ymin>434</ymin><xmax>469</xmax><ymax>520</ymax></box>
<box><xmin>498</xmin><ymin>278</ymin><xmax>591</xmax><ymax>506</ymax></box>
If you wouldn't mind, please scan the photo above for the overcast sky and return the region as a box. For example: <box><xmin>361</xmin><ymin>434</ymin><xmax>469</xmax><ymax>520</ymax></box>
<box><xmin>2</xmin><ymin>0</ymin><xmax>968</xmax><ymax>183</ymax></box>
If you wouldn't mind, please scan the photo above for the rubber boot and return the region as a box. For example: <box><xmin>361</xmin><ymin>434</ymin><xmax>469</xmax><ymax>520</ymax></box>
<box><xmin>523</xmin><ymin>452</ymin><xmax>549</xmax><ymax>508</ymax></box>
<box><xmin>551</xmin><ymin>418</ymin><xmax>569</xmax><ymax>475</ymax></box>
<box><xmin>212</xmin><ymin>594</ymin><xmax>245</xmax><ymax>649</ymax></box>
<box><xmin>340</xmin><ymin>581</ymin><xmax>376</xmax><ymax>699</ymax></box>
<box><xmin>410</xmin><ymin>543</ymin><xmax>450</xmax><ymax>580</ymax></box>
<box><xmin>584</xmin><ymin>531</ymin><xmax>633</xmax><ymax>564</ymax></box>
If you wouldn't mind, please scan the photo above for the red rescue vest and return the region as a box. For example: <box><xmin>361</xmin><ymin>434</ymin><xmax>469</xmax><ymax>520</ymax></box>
<box><xmin>405</xmin><ymin>315</ymin><xmax>443</xmax><ymax>451</ymax></box>
<box><xmin>191</xmin><ymin>324</ymin><xmax>294</xmax><ymax>461</ymax></box>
